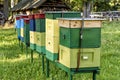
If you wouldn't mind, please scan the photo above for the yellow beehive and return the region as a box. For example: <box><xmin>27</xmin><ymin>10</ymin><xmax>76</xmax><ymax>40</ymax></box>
<box><xmin>46</xmin><ymin>35</ymin><xmax>59</xmax><ymax>53</ymax></box>
<box><xmin>59</xmin><ymin>45</ymin><xmax>100</xmax><ymax>68</ymax></box>
<box><xmin>36</xmin><ymin>32</ymin><xmax>45</xmax><ymax>46</ymax></box>
<box><xmin>58</xmin><ymin>18</ymin><xmax>102</xmax><ymax>28</ymax></box>
<box><xmin>46</xmin><ymin>19</ymin><xmax>59</xmax><ymax>37</ymax></box>
<box><xmin>21</xmin><ymin>28</ymin><xmax>24</xmax><ymax>37</ymax></box>
<box><xmin>46</xmin><ymin>18</ymin><xmax>60</xmax><ymax>54</ymax></box>
<box><xmin>30</xmin><ymin>31</ymin><xmax>36</xmax><ymax>44</ymax></box>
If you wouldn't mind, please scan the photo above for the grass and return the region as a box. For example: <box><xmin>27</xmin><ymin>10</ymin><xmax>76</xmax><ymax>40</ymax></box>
<box><xmin>0</xmin><ymin>21</ymin><xmax>120</xmax><ymax>80</ymax></box>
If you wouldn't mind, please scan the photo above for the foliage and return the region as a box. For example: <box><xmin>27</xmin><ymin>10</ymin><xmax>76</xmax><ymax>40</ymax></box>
<box><xmin>69</xmin><ymin>0</ymin><xmax>120</xmax><ymax>11</ymax></box>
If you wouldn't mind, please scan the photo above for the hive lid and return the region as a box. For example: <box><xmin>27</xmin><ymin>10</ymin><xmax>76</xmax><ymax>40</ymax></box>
<box><xmin>45</xmin><ymin>11</ymin><xmax>81</xmax><ymax>14</ymax></box>
<box><xmin>24</xmin><ymin>18</ymin><xmax>29</xmax><ymax>24</ymax></box>
<box><xmin>16</xmin><ymin>16</ymin><xmax>20</xmax><ymax>20</ymax></box>
<box><xmin>34</xmin><ymin>13</ymin><xmax>45</xmax><ymax>19</ymax></box>
<box><xmin>21</xmin><ymin>15</ymin><xmax>28</xmax><ymax>18</ymax></box>
<box><xmin>29</xmin><ymin>14</ymin><xmax>35</xmax><ymax>19</ymax></box>
<box><xmin>58</xmin><ymin>18</ymin><xmax>105</xmax><ymax>28</ymax></box>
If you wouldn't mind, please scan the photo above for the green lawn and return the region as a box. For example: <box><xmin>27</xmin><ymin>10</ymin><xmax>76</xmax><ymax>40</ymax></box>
<box><xmin>0</xmin><ymin>21</ymin><xmax>120</xmax><ymax>80</ymax></box>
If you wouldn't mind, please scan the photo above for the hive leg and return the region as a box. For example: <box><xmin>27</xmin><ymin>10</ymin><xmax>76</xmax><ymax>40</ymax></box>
<box><xmin>69</xmin><ymin>74</ymin><xmax>73</xmax><ymax>80</ymax></box>
<box><xmin>93</xmin><ymin>71</ymin><xmax>97</xmax><ymax>80</ymax></box>
<box><xmin>42</xmin><ymin>54</ymin><xmax>45</xmax><ymax>73</ymax></box>
<box><xmin>46</xmin><ymin>59</ymin><xmax>49</xmax><ymax>77</ymax></box>
<box><xmin>31</xmin><ymin>50</ymin><xmax>33</xmax><ymax>63</ymax></box>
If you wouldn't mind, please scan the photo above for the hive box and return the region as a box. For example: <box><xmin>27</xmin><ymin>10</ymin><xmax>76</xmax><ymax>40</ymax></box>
<box><xmin>59</xmin><ymin>45</ymin><xmax>100</xmax><ymax>68</ymax></box>
<box><xmin>20</xmin><ymin>15</ymin><xmax>28</xmax><ymax>42</ymax></box>
<box><xmin>36</xmin><ymin>32</ymin><xmax>46</xmax><ymax>54</ymax></box>
<box><xmin>45</xmin><ymin>11</ymin><xmax>81</xmax><ymax>61</ymax></box>
<box><xmin>35</xmin><ymin>13</ymin><xmax>45</xmax><ymax>32</ymax></box>
<box><xmin>30</xmin><ymin>31</ymin><xmax>36</xmax><ymax>50</ymax></box>
<box><xmin>29</xmin><ymin>14</ymin><xmax>36</xmax><ymax>31</ymax></box>
<box><xmin>58</xmin><ymin>18</ymin><xmax>103</xmax><ymax>48</ymax></box>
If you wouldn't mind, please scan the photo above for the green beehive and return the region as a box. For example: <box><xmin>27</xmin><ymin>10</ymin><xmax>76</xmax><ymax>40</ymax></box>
<box><xmin>45</xmin><ymin>11</ymin><xmax>81</xmax><ymax>61</ymax></box>
<box><xmin>24</xmin><ymin>18</ymin><xmax>30</xmax><ymax>46</ymax></box>
<box><xmin>34</xmin><ymin>13</ymin><xmax>46</xmax><ymax>54</ymax></box>
<box><xmin>58</xmin><ymin>18</ymin><xmax>104</xmax><ymax>69</ymax></box>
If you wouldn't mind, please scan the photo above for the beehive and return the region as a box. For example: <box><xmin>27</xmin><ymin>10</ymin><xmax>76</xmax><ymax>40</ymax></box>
<box><xmin>20</xmin><ymin>15</ymin><xmax>28</xmax><ymax>42</ymax></box>
<box><xmin>36</xmin><ymin>32</ymin><xmax>46</xmax><ymax>54</ymax></box>
<box><xmin>45</xmin><ymin>11</ymin><xmax>81</xmax><ymax>61</ymax></box>
<box><xmin>24</xmin><ymin>18</ymin><xmax>30</xmax><ymax>46</ymax></box>
<box><xmin>29</xmin><ymin>14</ymin><xmax>36</xmax><ymax>50</ymax></box>
<box><xmin>58</xmin><ymin>18</ymin><xmax>104</xmax><ymax>69</ymax></box>
<box><xmin>15</xmin><ymin>16</ymin><xmax>21</xmax><ymax>40</ymax></box>
<box><xmin>59</xmin><ymin>45</ymin><xmax>100</xmax><ymax>68</ymax></box>
<box><xmin>30</xmin><ymin>31</ymin><xmax>36</xmax><ymax>50</ymax></box>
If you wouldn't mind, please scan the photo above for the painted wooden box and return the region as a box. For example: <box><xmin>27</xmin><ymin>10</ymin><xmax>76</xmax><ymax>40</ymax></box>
<box><xmin>46</xmin><ymin>35</ymin><xmax>59</xmax><ymax>61</ymax></box>
<box><xmin>36</xmin><ymin>32</ymin><xmax>46</xmax><ymax>54</ymax></box>
<box><xmin>20</xmin><ymin>15</ymin><xmax>28</xmax><ymax>42</ymax></box>
<box><xmin>30</xmin><ymin>31</ymin><xmax>36</xmax><ymax>50</ymax></box>
<box><xmin>29</xmin><ymin>14</ymin><xmax>36</xmax><ymax>31</ymax></box>
<box><xmin>58</xmin><ymin>18</ymin><xmax>103</xmax><ymax>48</ymax></box>
<box><xmin>59</xmin><ymin>45</ymin><xmax>100</xmax><ymax>68</ymax></box>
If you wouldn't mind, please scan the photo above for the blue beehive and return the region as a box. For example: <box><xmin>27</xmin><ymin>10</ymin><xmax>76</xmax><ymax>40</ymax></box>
<box><xmin>15</xmin><ymin>16</ymin><xmax>21</xmax><ymax>40</ymax></box>
<box><xmin>20</xmin><ymin>15</ymin><xmax>28</xmax><ymax>42</ymax></box>
<box><xmin>29</xmin><ymin>14</ymin><xmax>36</xmax><ymax>50</ymax></box>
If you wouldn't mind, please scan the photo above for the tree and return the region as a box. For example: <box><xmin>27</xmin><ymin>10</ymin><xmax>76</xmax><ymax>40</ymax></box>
<box><xmin>70</xmin><ymin>0</ymin><xmax>114</xmax><ymax>17</ymax></box>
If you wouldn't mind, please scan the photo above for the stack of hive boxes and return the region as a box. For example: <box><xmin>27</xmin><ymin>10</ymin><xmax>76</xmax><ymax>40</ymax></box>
<box><xmin>58</xmin><ymin>18</ymin><xmax>102</xmax><ymax>69</ymax></box>
<box><xmin>45</xmin><ymin>12</ymin><xmax>81</xmax><ymax>61</ymax></box>
<box><xmin>20</xmin><ymin>15</ymin><xmax>28</xmax><ymax>42</ymax></box>
<box><xmin>24</xmin><ymin>18</ymin><xmax>30</xmax><ymax>46</ymax></box>
<box><xmin>35</xmin><ymin>13</ymin><xmax>46</xmax><ymax>54</ymax></box>
<box><xmin>15</xmin><ymin>16</ymin><xmax>21</xmax><ymax>40</ymax></box>
<box><xmin>29</xmin><ymin>14</ymin><xmax>36</xmax><ymax>50</ymax></box>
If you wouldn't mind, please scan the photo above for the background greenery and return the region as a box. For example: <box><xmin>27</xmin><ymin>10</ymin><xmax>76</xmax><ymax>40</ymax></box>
<box><xmin>0</xmin><ymin>21</ymin><xmax>120</xmax><ymax>80</ymax></box>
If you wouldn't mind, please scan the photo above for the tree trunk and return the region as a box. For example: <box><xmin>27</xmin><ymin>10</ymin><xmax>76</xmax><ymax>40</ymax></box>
<box><xmin>3</xmin><ymin>0</ymin><xmax>9</xmax><ymax>20</ymax></box>
<box><xmin>83</xmin><ymin>1</ymin><xmax>92</xmax><ymax>18</ymax></box>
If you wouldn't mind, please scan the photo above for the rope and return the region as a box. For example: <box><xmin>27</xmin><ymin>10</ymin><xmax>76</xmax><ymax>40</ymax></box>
<box><xmin>76</xmin><ymin>16</ymin><xmax>84</xmax><ymax>71</ymax></box>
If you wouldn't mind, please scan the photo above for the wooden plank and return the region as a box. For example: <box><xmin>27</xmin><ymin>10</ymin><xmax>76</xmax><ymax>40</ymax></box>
<box><xmin>21</xmin><ymin>28</ymin><xmax>24</xmax><ymax>37</ymax></box>
<box><xmin>58</xmin><ymin>19</ymin><xmax>102</xmax><ymax>28</ymax></box>
<box><xmin>30</xmin><ymin>31</ymin><xmax>36</xmax><ymax>44</ymax></box>
<box><xmin>46</xmin><ymin>36</ymin><xmax>59</xmax><ymax>53</ymax></box>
